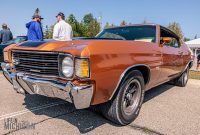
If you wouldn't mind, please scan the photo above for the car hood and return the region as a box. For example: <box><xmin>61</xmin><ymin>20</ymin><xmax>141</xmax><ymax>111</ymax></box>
<box><xmin>11</xmin><ymin>40</ymin><xmax>97</xmax><ymax>56</ymax></box>
<box><xmin>10</xmin><ymin>39</ymin><xmax>147</xmax><ymax>56</ymax></box>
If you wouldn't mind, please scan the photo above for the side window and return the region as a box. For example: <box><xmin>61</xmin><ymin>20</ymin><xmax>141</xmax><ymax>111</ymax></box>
<box><xmin>164</xmin><ymin>37</ymin><xmax>179</xmax><ymax>48</ymax></box>
<box><xmin>171</xmin><ymin>38</ymin><xmax>179</xmax><ymax>48</ymax></box>
<box><xmin>160</xmin><ymin>28</ymin><xmax>180</xmax><ymax>48</ymax></box>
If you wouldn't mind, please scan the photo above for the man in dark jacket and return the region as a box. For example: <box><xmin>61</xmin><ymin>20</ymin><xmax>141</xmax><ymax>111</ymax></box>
<box><xmin>26</xmin><ymin>8</ymin><xmax>44</xmax><ymax>41</ymax></box>
<box><xmin>0</xmin><ymin>24</ymin><xmax>13</xmax><ymax>44</ymax></box>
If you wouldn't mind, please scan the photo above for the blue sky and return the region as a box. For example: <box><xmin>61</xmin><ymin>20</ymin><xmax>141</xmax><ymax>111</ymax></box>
<box><xmin>0</xmin><ymin>0</ymin><xmax>199</xmax><ymax>39</ymax></box>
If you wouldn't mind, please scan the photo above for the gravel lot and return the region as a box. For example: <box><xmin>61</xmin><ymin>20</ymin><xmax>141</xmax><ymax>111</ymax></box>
<box><xmin>0</xmin><ymin>71</ymin><xmax>200</xmax><ymax>135</ymax></box>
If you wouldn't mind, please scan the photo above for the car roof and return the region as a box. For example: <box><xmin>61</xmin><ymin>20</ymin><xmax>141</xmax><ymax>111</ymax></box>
<box><xmin>105</xmin><ymin>23</ymin><xmax>158</xmax><ymax>29</ymax></box>
<box><xmin>105</xmin><ymin>24</ymin><xmax>180</xmax><ymax>39</ymax></box>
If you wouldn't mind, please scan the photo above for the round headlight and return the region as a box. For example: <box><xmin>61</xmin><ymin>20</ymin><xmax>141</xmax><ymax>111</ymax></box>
<box><xmin>62</xmin><ymin>57</ymin><xmax>74</xmax><ymax>78</ymax></box>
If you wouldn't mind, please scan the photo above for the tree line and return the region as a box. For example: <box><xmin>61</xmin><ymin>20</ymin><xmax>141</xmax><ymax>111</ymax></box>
<box><xmin>44</xmin><ymin>13</ymin><xmax>191</xmax><ymax>41</ymax></box>
<box><xmin>44</xmin><ymin>13</ymin><xmax>101</xmax><ymax>39</ymax></box>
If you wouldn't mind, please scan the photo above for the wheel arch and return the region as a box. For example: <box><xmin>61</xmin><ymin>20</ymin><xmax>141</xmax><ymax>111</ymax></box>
<box><xmin>181</xmin><ymin>60</ymin><xmax>193</xmax><ymax>74</ymax></box>
<box><xmin>188</xmin><ymin>60</ymin><xmax>193</xmax><ymax>69</ymax></box>
<box><xmin>109</xmin><ymin>64</ymin><xmax>151</xmax><ymax>100</ymax></box>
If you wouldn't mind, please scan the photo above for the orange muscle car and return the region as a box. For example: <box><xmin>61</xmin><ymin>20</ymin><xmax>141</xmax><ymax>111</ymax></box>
<box><xmin>1</xmin><ymin>24</ymin><xmax>193</xmax><ymax>125</ymax></box>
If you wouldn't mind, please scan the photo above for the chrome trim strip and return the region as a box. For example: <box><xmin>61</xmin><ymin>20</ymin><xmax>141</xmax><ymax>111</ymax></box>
<box><xmin>16</xmin><ymin>72</ymin><xmax>61</xmax><ymax>79</ymax></box>
<box><xmin>109</xmin><ymin>64</ymin><xmax>151</xmax><ymax>100</ymax></box>
<box><xmin>16</xmin><ymin>58</ymin><xmax>58</xmax><ymax>62</ymax></box>
<box><xmin>16</xmin><ymin>64</ymin><xmax>58</xmax><ymax>70</ymax></box>
<box><xmin>12</xmin><ymin>50</ymin><xmax>59</xmax><ymax>54</ymax></box>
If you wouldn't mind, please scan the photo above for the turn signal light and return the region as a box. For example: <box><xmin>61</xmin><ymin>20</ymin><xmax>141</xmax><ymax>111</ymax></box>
<box><xmin>75</xmin><ymin>58</ymin><xmax>90</xmax><ymax>78</ymax></box>
<box><xmin>4</xmin><ymin>51</ymin><xmax>9</xmax><ymax>62</ymax></box>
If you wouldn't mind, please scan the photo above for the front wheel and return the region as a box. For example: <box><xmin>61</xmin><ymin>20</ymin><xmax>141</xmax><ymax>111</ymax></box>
<box><xmin>99</xmin><ymin>70</ymin><xmax>145</xmax><ymax>125</ymax></box>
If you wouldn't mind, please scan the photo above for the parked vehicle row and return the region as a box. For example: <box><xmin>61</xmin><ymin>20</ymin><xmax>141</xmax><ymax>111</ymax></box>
<box><xmin>0</xmin><ymin>36</ymin><xmax>27</xmax><ymax>63</ymax></box>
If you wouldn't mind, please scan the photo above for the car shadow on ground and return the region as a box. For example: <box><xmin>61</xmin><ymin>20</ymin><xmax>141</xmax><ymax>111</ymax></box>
<box><xmin>23</xmin><ymin>83</ymin><xmax>174</xmax><ymax>134</ymax></box>
<box><xmin>144</xmin><ymin>83</ymin><xmax>174</xmax><ymax>103</ymax></box>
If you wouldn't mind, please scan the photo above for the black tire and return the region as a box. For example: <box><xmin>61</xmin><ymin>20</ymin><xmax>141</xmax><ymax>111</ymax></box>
<box><xmin>174</xmin><ymin>68</ymin><xmax>189</xmax><ymax>87</ymax></box>
<box><xmin>97</xmin><ymin>70</ymin><xmax>145</xmax><ymax>125</ymax></box>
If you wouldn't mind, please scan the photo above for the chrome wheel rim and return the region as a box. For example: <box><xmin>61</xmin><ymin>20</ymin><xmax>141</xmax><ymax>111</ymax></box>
<box><xmin>122</xmin><ymin>79</ymin><xmax>142</xmax><ymax>116</ymax></box>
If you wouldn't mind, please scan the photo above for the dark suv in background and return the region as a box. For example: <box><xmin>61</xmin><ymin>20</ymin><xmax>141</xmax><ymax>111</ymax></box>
<box><xmin>0</xmin><ymin>36</ymin><xmax>27</xmax><ymax>62</ymax></box>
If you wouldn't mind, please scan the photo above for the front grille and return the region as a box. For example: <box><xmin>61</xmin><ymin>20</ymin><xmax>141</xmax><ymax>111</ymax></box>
<box><xmin>12</xmin><ymin>50</ymin><xmax>59</xmax><ymax>76</ymax></box>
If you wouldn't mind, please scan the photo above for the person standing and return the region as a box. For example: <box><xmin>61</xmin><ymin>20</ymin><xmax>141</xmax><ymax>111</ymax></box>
<box><xmin>26</xmin><ymin>8</ymin><xmax>44</xmax><ymax>41</ymax></box>
<box><xmin>53</xmin><ymin>12</ymin><xmax>73</xmax><ymax>41</ymax></box>
<box><xmin>0</xmin><ymin>24</ymin><xmax>13</xmax><ymax>44</ymax></box>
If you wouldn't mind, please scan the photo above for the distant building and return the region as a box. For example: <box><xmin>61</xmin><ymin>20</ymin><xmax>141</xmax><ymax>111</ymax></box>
<box><xmin>186</xmin><ymin>38</ymin><xmax>200</xmax><ymax>70</ymax></box>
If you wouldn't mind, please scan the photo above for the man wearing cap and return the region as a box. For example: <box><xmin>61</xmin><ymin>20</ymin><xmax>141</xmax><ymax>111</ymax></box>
<box><xmin>26</xmin><ymin>8</ymin><xmax>44</xmax><ymax>41</ymax></box>
<box><xmin>0</xmin><ymin>24</ymin><xmax>13</xmax><ymax>44</ymax></box>
<box><xmin>53</xmin><ymin>12</ymin><xmax>73</xmax><ymax>41</ymax></box>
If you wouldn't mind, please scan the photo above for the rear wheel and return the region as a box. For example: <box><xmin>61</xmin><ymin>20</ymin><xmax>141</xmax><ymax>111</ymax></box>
<box><xmin>98</xmin><ymin>70</ymin><xmax>145</xmax><ymax>125</ymax></box>
<box><xmin>174</xmin><ymin>68</ymin><xmax>189</xmax><ymax>87</ymax></box>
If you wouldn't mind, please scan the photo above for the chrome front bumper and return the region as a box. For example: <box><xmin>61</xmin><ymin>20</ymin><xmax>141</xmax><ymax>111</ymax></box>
<box><xmin>1</xmin><ymin>63</ymin><xmax>94</xmax><ymax>109</ymax></box>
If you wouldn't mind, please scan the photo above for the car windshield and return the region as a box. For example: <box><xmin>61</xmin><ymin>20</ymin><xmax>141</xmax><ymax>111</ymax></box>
<box><xmin>96</xmin><ymin>26</ymin><xmax>156</xmax><ymax>43</ymax></box>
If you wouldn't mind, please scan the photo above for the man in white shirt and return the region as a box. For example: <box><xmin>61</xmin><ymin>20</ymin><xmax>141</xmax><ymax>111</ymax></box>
<box><xmin>53</xmin><ymin>12</ymin><xmax>73</xmax><ymax>41</ymax></box>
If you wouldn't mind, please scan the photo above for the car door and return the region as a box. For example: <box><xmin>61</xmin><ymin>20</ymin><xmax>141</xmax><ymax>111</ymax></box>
<box><xmin>173</xmin><ymin>39</ymin><xmax>185</xmax><ymax>73</ymax></box>
<box><xmin>159</xmin><ymin>27</ymin><xmax>183</xmax><ymax>82</ymax></box>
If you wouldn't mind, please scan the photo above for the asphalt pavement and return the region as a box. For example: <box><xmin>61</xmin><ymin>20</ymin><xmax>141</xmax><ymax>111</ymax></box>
<box><xmin>0</xmin><ymin>71</ymin><xmax>199</xmax><ymax>135</ymax></box>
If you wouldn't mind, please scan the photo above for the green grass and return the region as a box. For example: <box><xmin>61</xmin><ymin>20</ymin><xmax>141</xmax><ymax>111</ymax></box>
<box><xmin>189</xmin><ymin>71</ymin><xmax>200</xmax><ymax>80</ymax></box>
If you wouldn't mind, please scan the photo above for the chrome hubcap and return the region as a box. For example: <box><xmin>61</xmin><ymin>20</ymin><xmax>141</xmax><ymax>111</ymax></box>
<box><xmin>123</xmin><ymin>79</ymin><xmax>141</xmax><ymax>115</ymax></box>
